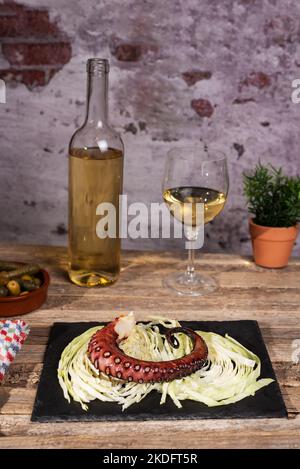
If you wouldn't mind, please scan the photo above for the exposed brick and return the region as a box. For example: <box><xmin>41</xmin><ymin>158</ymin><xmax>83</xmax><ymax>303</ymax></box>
<box><xmin>0</xmin><ymin>9</ymin><xmax>59</xmax><ymax>38</ymax></box>
<box><xmin>138</xmin><ymin>121</ymin><xmax>147</xmax><ymax>131</ymax></box>
<box><xmin>0</xmin><ymin>1</ymin><xmax>23</xmax><ymax>14</ymax></box>
<box><xmin>24</xmin><ymin>10</ymin><xmax>60</xmax><ymax>37</ymax></box>
<box><xmin>52</xmin><ymin>223</ymin><xmax>67</xmax><ymax>235</ymax></box>
<box><xmin>233</xmin><ymin>97</ymin><xmax>256</xmax><ymax>104</ymax></box>
<box><xmin>233</xmin><ymin>143</ymin><xmax>245</xmax><ymax>159</ymax></box>
<box><xmin>2</xmin><ymin>42</ymin><xmax>72</xmax><ymax>66</ymax></box>
<box><xmin>182</xmin><ymin>70</ymin><xmax>212</xmax><ymax>86</ymax></box>
<box><xmin>0</xmin><ymin>68</ymin><xmax>57</xmax><ymax>89</ymax></box>
<box><xmin>241</xmin><ymin>72</ymin><xmax>271</xmax><ymax>89</ymax></box>
<box><xmin>23</xmin><ymin>200</ymin><xmax>36</xmax><ymax>207</ymax></box>
<box><xmin>0</xmin><ymin>1</ymin><xmax>71</xmax><ymax>89</ymax></box>
<box><xmin>124</xmin><ymin>122</ymin><xmax>138</xmax><ymax>134</ymax></box>
<box><xmin>0</xmin><ymin>14</ymin><xmax>20</xmax><ymax>37</ymax></box>
<box><xmin>191</xmin><ymin>99</ymin><xmax>214</xmax><ymax>118</ymax></box>
<box><xmin>264</xmin><ymin>15</ymin><xmax>296</xmax><ymax>46</ymax></box>
<box><xmin>112</xmin><ymin>43</ymin><xmax>142</xmax><ymax>62</ymax></box>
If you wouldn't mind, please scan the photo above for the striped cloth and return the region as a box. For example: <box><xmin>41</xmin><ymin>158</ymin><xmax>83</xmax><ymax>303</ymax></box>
<box><xmin>0</xmin><ymin>320</ymin><xmax>30</xmax><ymax>382</ymax></box>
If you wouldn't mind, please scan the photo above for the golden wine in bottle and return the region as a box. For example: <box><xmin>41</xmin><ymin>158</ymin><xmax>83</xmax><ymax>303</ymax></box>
<box><xmin>68</xmin><ymin>59</ymin><xmax>124</xmax><ymax>287</ymax></box>
<box><xmin>163</xmin><ymin>186</ymin><xmax>226</xmax><ymax>226</ymax></box>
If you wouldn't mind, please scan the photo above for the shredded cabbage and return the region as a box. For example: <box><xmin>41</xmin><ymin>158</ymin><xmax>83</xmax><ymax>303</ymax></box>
<box><xmin>57</xmin><ymin>317</ymin><xmax>273</xmax><ymax>411</ymax></box>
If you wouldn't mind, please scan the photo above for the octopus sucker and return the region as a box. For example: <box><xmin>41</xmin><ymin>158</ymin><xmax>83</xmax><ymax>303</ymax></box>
<box><xmin>87</xmin><ymin>312</ymin><xmax>208</xmax><ymax>384</ymax></box>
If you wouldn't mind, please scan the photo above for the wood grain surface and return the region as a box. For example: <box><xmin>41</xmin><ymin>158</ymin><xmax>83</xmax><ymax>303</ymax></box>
<box><xmin>0</xmin><ymin>244</ymin><xmax>299</xmax><ymax>449</ymax></box>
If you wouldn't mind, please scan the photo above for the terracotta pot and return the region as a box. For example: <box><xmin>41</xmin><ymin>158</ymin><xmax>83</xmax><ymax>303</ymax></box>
<box><xmin>0</xmin><ymin>269</ymin><xmax>50</xmax><ymax>318</ymax></box>
<box><xmin>249</xmin><ymin>219</ymin><xmax>298</xmax><ymax>268</ymax></box>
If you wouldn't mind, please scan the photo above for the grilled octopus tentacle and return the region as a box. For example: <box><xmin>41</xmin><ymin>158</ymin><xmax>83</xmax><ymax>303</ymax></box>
<box><xmin>88</xmin><ymin>314</ymin><xmax>208</xmax><ymax>383</ymax></box>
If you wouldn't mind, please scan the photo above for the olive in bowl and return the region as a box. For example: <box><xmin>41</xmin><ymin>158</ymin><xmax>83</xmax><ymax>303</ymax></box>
<box><xmin>0</xmin><ymin>261</ymin><xmax>50</xmax><ymax>317</ymax></box>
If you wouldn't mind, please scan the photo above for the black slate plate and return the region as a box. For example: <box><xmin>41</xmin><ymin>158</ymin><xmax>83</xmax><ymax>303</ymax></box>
<box><xmin>31</xmin><ymin>320</ymin><xmax>287</xmax><ymax>422</ymax></box>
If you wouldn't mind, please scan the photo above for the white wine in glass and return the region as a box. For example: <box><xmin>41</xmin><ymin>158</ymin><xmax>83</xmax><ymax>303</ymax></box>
<box><xmin>162</xmin><ymin>146</ymin><xmax>229</xmax><ymax>296</ymax></box>
<box><xmin>163</xmin><ymin>186</ymin><xmax>226</xmax><ymax>226</ymax></box>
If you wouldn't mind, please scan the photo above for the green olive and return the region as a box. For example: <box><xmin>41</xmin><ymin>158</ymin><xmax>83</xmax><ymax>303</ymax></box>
<box><xmin>0</xmin><ymin>285</ymin><xmax>8</xmax><ymax>297</ymax></box>
<box><xmin>22</xmin><ymin>280</ymin><xmax>37</xmax><ymax>292</ymax></box>
<box><xmin>33</xmin><ymin>277</ymin><xmax>41</xmax><ymax>287</ymax></box>
<box><xmin>0</xmin><ymin>276</ymin><xmax>8</xmax><ymax>286</ymax></box>
<box><xmin>3</xmin><ymin>264</ymin><xmax>40</xmax><ymax>280</ymax></box>
<box><xmin>21</xmin><ymin>274</ymin><xmax>33</xmax><ymax>282</ymax></box>
<box><xmin>7</xmin><ymin>280</ymin><xmax>21</xmax><ymax>296</ymax></box>
<box><xmin>11</xmin><ymin>278</ymin><xmax>23</xmax><ymax>290</ymax></box>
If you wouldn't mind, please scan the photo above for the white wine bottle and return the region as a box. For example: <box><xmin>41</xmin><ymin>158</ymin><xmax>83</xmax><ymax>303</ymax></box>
<box><xmin>68</xmin><ymin>59</ymin><xmax>124</xmax><ymax>287</ymax></box>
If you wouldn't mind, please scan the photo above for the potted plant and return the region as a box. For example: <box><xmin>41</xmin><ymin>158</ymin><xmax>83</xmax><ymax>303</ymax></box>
<box><xmin>243</xmin><ymin>163</ymin><xmax>300</xmax><ymax>268</ymax></box>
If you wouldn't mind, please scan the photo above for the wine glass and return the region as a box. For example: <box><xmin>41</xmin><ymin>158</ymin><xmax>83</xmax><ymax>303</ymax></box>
<box><xmin>162</xmin><ymin>145</ymin><xmax>229</xmax><ymax>296</ymax></box>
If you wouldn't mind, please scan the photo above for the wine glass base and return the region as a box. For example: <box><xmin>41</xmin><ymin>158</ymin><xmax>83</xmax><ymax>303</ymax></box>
<box><xmin>163</xmin><ymin>272</ymin><xmax>217</xmax><ymax>296</ymax></box>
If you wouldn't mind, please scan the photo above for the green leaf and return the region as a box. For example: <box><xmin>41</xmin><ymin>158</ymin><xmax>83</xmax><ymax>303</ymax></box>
<box><xmin>242</xmin><ymin>163</ymin><xmax>300</xmax><ymax>227</ymax></box>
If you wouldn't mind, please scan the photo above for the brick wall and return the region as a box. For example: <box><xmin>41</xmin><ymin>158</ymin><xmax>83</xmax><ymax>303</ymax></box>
<box><xmin>0</xmin><ymin>1</ymin><xmax>71</xmax><ymax>88</ymax></box>
<box><xmin>0</xmin><ymin>0</ymin><xmax>299</xmax><ymax>255</ymax></box>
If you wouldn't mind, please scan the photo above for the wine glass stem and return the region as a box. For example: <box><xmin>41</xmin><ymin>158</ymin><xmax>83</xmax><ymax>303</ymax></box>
<box><xmin>186</xmin><ymin>242</ymin><xmax>196</xmax><ymax>282</ymax></box>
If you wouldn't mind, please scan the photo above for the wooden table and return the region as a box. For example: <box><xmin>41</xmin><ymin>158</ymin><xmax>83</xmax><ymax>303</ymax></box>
<box><xmin>0</xmin><ymin>244</ymin><xmax>299</xmax><ymax>449</ymax></box>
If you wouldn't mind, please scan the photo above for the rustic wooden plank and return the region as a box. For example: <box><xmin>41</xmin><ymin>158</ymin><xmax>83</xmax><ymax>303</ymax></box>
<box><xmin>24</xmin><ymin>316</ymin><xmax>300</xmax><ymax>328</ymax></box>
<box><xmin>0</xmin><ymin>244</ymin><xmax>299</xmax><ymax>265</ymax></box>
<box><xmin>12</xmin><ymin>345</ymin><xmax>45</xmax><ymax>365</ymax></box>
<box><xmin>11</xmin><ymin>254</ymin><xmax>297</xmax><ymax>283</ymax></box>
<box><xmin>11</xmin><ymin>257</ymin><xmax>297</xmax><ymax>288</ymax></box>
<box><xmin>272</xmin><ymin>362</ymin><xmax>300</xmax><ymax>388</ymax></box>
<box><xmin>1</xmin><ymin>364</ymin><xmax>42</xmax><ymax>388</ymax></box>
<box><xmin>22</xmin><ymin>290</ymin><xmax>300</xmax><ymax>316</ymax></box>
<box><xmin>0</xmin><ymin>388</ymin><xmax>35</xmax><ymax>415</ymax></box>
<box><xmin>0</xmin><ymin>414</ymin><xmax>298</xmax><ymax>436</ymax></box>
<box><xmin>20</xmin><ymin>325</ymin><xmax>300</xmax><ymax>347</ymax></box>
<box><xmin>20</xmin><ymin>305</ymin><xmax>300</xmax><ymax>327</ymax></box>
<box><xmin>37</xmin><ymin>271</ymin><xmax>300</xmax><ymax>291</ymax></box>
<box><xmin>0</xmin><ymin>246</ymin><xmax>264</xmax><ymax>266</ymax></box>
<box><xmin>0</xmin><ymin>418</ymin><xmax>300</xmax><ymax>448</ymax></box>
<box><xmin>24</xmin><ymin>327</ymin><xmax>51</xmax><ymax>344</ymax></box>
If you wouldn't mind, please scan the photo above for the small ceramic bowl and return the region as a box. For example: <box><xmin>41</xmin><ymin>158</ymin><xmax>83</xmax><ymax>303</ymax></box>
<box><xmin>0</xmin><ymin>269</ymin><xmax>50</xmax><ymax>318</ymax></box>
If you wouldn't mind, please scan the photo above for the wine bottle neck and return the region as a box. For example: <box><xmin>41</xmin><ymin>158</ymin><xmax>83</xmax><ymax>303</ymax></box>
<box><xmin>85</xmin><ymin>73</ymin><xmax>108</xmax><ymax>126</ymax></box>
